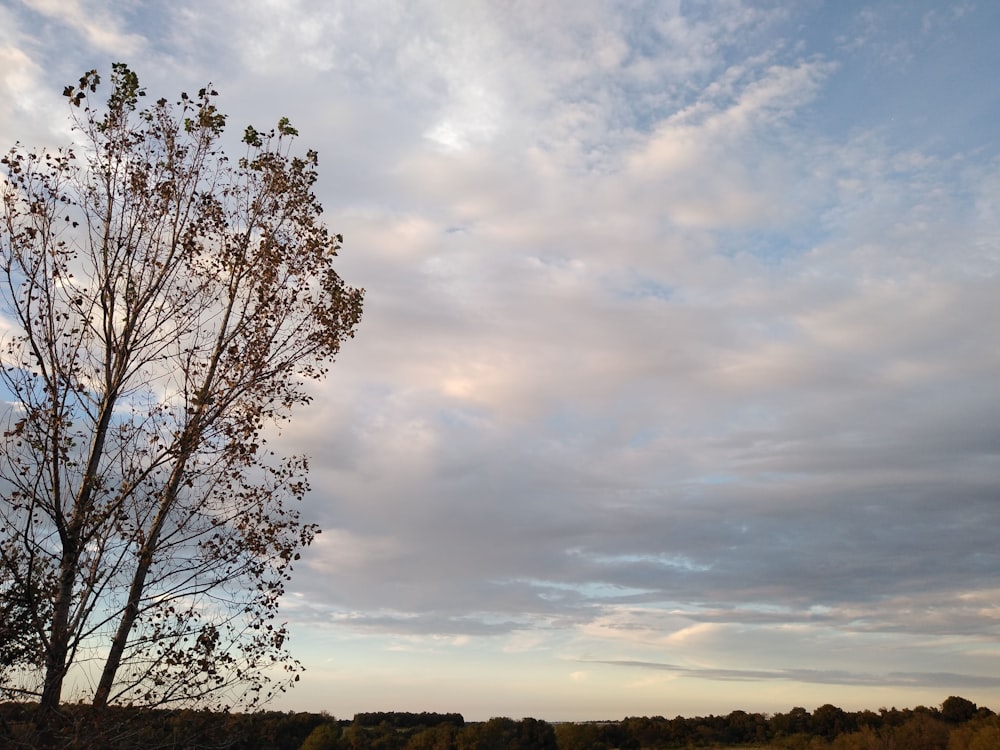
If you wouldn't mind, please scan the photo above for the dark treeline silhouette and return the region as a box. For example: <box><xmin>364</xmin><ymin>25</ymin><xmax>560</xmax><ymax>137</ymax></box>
<box><xmin>0</xmin><ymin>696</ymin><xmax>997</xmax><ymax>749</ymax></box>
<box><xmin>555</xmin><ymin>697</ymin><xmax>997</xmax><ymax>749</ymax></box>
<box><xmin>353</xmin><ymin>711</ymin><xmax>466</xmax><ymax>728</ymax></box>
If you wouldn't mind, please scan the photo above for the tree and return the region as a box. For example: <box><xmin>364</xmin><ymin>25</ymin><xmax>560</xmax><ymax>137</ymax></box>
<box><xmin>554</xmin><ymin>722</ymin><xmax>605</xmax><ymax>750</ymax></box>
<box><xmin>942</xmin><ymin>696</ymin><xmax>978</xmax><ymax>724</ymax></box>
<box><xmin>0</xmin><ymin>63</ymin><xmax>362</xmax><ymax>729</ymax></box>
<box><xmin>893</xmin><ymin>712</ymin><xmax>949</xmax><ymax>750</ymax></box>
<box><xmin>301</xmin><ymin>721</ymin><xmax>345</xmax><ymax>750</ymax></box>
<box><xmin>947</xmin><ymin>714</ymin><xmax>1000</xmax><ymax>750</ymax></box>
<box><xmin>456</xmin><ymin>718</ymin><xmax>556</xmax><ymax>750</ymax></box>
<box><xmin>812</xmin><ymin>704</ymin><xmax>853</xmax><ymax>740</ymax></box>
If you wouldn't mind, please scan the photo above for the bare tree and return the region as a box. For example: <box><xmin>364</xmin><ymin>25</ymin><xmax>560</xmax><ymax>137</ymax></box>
<box><xmin>0</xmin><ymin>64</ymin><xmax>363</xmax><ymax>725</ymax></box>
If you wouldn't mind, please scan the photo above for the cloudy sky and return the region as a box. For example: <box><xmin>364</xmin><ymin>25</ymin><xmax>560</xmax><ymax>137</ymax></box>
<box><xmin>2</xmin><ymin>0</ymin><xmax>999</xmax><ymax>722</ymax></box>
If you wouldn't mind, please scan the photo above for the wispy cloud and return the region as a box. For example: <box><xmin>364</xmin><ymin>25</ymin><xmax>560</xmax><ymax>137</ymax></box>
<box><xmin>21</xmin><ymin>0</ymin><xmax>144</xmax><ymax>56</ymax></box>
<box><xmin>590</xmin><ymin>660</ymin><xmax>1000</xmax><ymax>689</ymax></box>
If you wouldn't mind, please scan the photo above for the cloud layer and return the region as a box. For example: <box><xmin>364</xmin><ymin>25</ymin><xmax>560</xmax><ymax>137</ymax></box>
<box><xmin>2</xmin><ymin>0</ymin><xmax>998</xmax><ymax>721</ymax></box>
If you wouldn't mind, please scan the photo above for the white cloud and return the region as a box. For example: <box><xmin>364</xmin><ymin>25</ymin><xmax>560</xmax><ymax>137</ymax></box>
<box><xmin>0</xmin><ymin>45</ymin><xmax>42</xmax><ymax>120</ymax></box>
<box><xmin>624</xmin><ymin>57</ymin><xmax>834</xmax><ymax>229</ymax></box>
<box><xmin>21</xmin><ymin>0</ymin><xmax>143</xmax><ymax>56</ymax></box>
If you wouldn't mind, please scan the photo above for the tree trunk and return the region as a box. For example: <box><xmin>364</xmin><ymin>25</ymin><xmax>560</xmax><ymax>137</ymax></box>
<box><xmin>36</xmin><ymin>542</ymin><xmax>78</xmax><ymax>742</ymax></box>
<box><xmin>92</xmin><ymin>514</ymin><xmax>163</xmax><ymax>708</ymax></box>
<box><xmin>93</xmin><ymin>429</ymin><xmax>195</xmax><ymax>708</ymax></box>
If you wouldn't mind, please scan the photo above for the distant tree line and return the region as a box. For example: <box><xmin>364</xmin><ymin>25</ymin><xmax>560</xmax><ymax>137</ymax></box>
<box><xmin>552</xmin><ymin>697</ymin><xmax>996</xmax><ymax>750</ymax></box>
<box><xmin>352</xmin><ymin>711</ymin><xmax>466</xmax><ymax>729</ymax></box>
<box><xmin>0</xmin><ymin>697</ymin><xmax>996</xmax><ymax>749</ymax></box>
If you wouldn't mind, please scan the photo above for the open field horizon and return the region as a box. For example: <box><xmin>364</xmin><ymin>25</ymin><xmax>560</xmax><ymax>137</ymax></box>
<box><xmin>3</xmin><ymin>695</ymin><xmax>998</xmax><ymax>749</ymax></box>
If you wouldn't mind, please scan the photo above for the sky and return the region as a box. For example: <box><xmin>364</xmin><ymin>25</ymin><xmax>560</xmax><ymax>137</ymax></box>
<box><xmin>1</xmin><ymin>0</ymin><xmax>999</xmax><ymax>723</ymax></box>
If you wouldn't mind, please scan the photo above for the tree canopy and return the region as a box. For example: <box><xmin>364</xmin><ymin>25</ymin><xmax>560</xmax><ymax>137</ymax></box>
<box><xmin>0</xmin><ymin>63</ymin><xmax>362</xmax><ymax>738</ymax></box>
